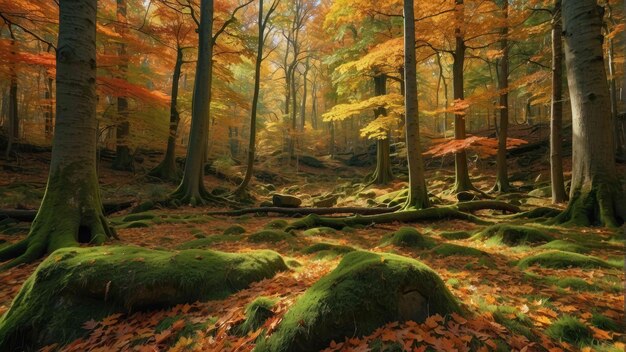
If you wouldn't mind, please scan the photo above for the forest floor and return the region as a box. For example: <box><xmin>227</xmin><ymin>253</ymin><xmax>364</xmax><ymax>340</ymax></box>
<box><xmin>0</xmin><ymin>129</ymin><xmax>624</xmax><ymax>352</ymax></box>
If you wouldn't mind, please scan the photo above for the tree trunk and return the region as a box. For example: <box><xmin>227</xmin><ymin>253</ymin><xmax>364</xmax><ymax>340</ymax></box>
<box><xmin>403</xmin><ymin>0</ymin><xmax>429</xmax><ymax>209</ymax></box>
<box><xmin>299</xmin><ymin>57</ymin><xmax>309</xmax><ymax>131</ymax></box>
<box><xmin>0</xmin><ymin>0</ymin><xmax>115</xmax><ymax>270</ymax></box>
<box><xmin>556</xmin><ymin>0</ymin><xmax>624</xmax><ymax>227</ymax></box>
<box><xmin>149</xmin><ymin>46</ymin><xmax>183</xmax><ymax>182</ymax></box>
<box><xmin>371</xmin><ymin>74</ymin><xmax>393</xmax><ymax>185</ymax></box>
<box><xmin>493</xmin><ymin>0</ymin><xmax>510</xmax><ymax>193</ymax></box>
<box><xmin>171</xmin><ymin>0</ymin><xmax>214</xmax><ymax>205</ymax></box>
<box><xmin>44</xmin><ymin>76</ymin><xmax>54</xmax><ymax>139</ymax></box>
<box><xmin>550</xmin><ymin>0</ymin><xmax>568</xmax><ymax>203</ymax></box>
<box><xmin>452</xmin><ymin>0</ymin><xmax>474</xmax><ymax>193</ymax></box>
<box><xmin>112</xmin><ymin>0</ymin><xmax>134</xmax><ymax>171</ymax></box>
<box><xmin>236</xmin><ymin>0</ymin><xmax>275</xmax><ymax>194</ymax></box>
<box><xmin>5</xmin><ymin>27</ymin><xmax>18</xmax><ymax>158</ymax></box>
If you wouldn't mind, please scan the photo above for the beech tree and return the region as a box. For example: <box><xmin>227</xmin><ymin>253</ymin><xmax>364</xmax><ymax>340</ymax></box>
<box><xmin>403</xmin><ymin>0</ymin><xmax>429</xmax><ymax>209</ymax></box>
<box><xmin>0</xmin><ymin>0</ymin><xmax>115</xmax><ymax>269</ymax></box>
<box><xmin>556</xmin><ymin>0</ymin><xmax>625</xmax><ymax>226</ymax></box>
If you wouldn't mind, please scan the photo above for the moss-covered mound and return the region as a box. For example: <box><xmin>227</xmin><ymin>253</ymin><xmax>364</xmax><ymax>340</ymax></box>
<box><xmin>176</xmin><ymin>235</ymin><xmax>242</xmax><ymax>249</ymax></box>
<box><xmin>301</xmin><ymin>227</ymin><xmax>337</xmax><ymax>237</ymax></box>
<box><xmin>439</xmin><ymin>231</ymin><xmax>472</xmax><ymax>240</ymax></box>
<box><xmin>0</xmin><ymin>246</ymin><xmax>287</xmax><ymax>350</ymax></box>
<box><xmin>233</xmin><ymin>297</ymin><xmax>278</xmax><ymax>336</ymax></box>
<box><xmin>538</xmin><ymin>240</ymin><xmax>589</xmax><ymax>254</ymax></box>
<box><xmin>223</xmin><ymin>225</ymin><xmax>246</xmax><ymax>236</ymax></box>
<box><xmin>248</xmin><ymin>230</ymin><xmax>295</xmax><ymax>243</ymax></box>
<box><xmin>302</xmin><ymin>243</ymin><xmax>355</xmax><ymax>259</ymax></box>
<box><xmin>255</xmin><ymin>251</ymin><xmax>461</xmax><ymax>352</ymax></box>
<box><xmin>381</xmin><ymin>227</ymin><xmax>435</xmax><ymax>249</ymax></box>
<box><xmin>555</xmin><ymin>277</ymin><xmax>599</xmax><ymax>291</ymax></box>
<box><xmin>545</xmin><ymin>316</ymin><xmax>593</xmax><ymax>346</ymax></box>
<box><xmin>517</xmin><ymin>250</ymin><xmax>614</xmax><ymax>269</ymax></box>
<box><xmin>473</xmin><ymin>224</ymin><xmax>553</xmax><ymax>246</ymax></box>
<box><xmin>122</xmin><ymin>212</ymin><xmax>156</xmax><ymax>222</ymax></box>
<box><xmin>431</xmin><ymin>243</ymin><xmax>487</xmax><ymax>258</ymax></box>
<box><xmin>264</xmin><ymin>219</ymin><xmax>289</xmax><ymax>230</ymax></box>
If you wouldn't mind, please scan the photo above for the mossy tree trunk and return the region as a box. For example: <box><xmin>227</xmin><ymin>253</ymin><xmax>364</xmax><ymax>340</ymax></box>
<box><xmin>149</xmin><ymin>46</ymin><xmax>183</xmax><ymax>182</ymax></box>
<box><xmin>171</xmin><ymin>0</ymin><xmax>214</xmax><ymax>205</ymax></box>
<box><xmin>0</xmin><ymin>0</ymin><xmax>115</xmax><ymax>270</ymax></box>
<box><xmin>452</xmin><ymin>0</ymin><xmax>475</xmax><ymax>193</ymax></box>
<box><xmin>236</xmin><ymin>0</ymin><xmax>279</xmax><ymax>195</ymax></box>
<box><xmin>4</xmin><ymin>25</ymin><xmax>18</xmax><ymax>159</ymax></box>
<box><xmin>555</xmin><ymin>0</ymin><xmax>625</xmax><ymax>227</ymax></box>
<box><xmin>493</xmin><ymin>0</ymin><xmax>510</xmax><ymax>193</ymax></box>
<box><xmin>371</xmin><ymin>74</ymin><xmax>393</xmax><ymax>185</ymax></box>
<box><xmin>403</xmin><ymin>0</ymin><xmax>429</xmax><ymax>209</ymax></box>
<box><xmin>550</xmin><ymin>0</ymin><xmax>568</xmax><ymax>204</ymax></box>
<box><xmin>111</xmin><ymin>0</ymin><xmax>134</xmax><ymax>171</ymax></box>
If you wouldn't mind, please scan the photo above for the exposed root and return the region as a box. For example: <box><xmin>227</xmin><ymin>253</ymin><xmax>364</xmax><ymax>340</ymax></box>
<box><xmin>207</xmin><ymin>205</ymin><xmax>401</xmax><ymax>217</ymax></box>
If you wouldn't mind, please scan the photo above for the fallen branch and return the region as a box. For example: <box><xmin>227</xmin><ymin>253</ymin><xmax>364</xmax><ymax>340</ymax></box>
<box><xmin>206</xmin><ymin>205</ymin><xmax>402</xmax><ymax>217</ymax></box>
<box><xmin>0</xmin><ymin>200</ymin><xmax>134</xmax><ymax>222</ymax></box>
<box><xmin>283</xmin><ymin>201</ymin><xmax>520</xmax><ymax>230</ymax></box>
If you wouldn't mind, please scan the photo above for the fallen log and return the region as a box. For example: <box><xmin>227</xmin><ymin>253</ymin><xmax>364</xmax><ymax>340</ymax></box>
<box><xmin>284</xmin><ymin>201</ymin><xmax>521</xmax><ymax>230</ymax></box>
<box><xmin>207</xmin><ymin>205</ymin><xmax>402</xmax><ymax>217</ymax></box>
<box><xmin>0</xmin><ymin>200</ymin><xmax>135</xmax><ymax>222</ymax></box>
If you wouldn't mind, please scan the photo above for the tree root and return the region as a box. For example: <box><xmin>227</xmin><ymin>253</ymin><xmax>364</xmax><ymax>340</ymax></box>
<box><xmin>0</xmin><ymin>201</ymin><xmax>134</xmax><ymax>222</ymax></box>
<box><xmin>509</xmin><ymin>207</ymin><xmax>562</xmax><ymax>219</ymax></box>
<box><xmin>283</xmin><ymin>201</ymin><xmax>519</xmax><ymax>231</ymax></box>
<box><xmin>207</xmin><ymin>205</ymin><xmax>402</xmax><ymax>217</ymax></box>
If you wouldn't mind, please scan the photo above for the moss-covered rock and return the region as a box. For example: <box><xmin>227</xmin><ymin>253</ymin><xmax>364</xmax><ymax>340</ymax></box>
<box><xmin>117</xmin><ymin>220</ymin><xmax>152</xmax><ymax>229</ymax></box>
<box><xmin>473</xmin><ymin>224</ymin><xmax>553</xmax><ymax>246</ymax></box>
<box><xmin>263</xmin><ymin>219</ymin><xmax>289</xmax><ymax>230</ymax></box>
<box><xmin>554</xmin><ymin>277</ymin><xmax>599</xmax><ymax>291</ymax></box>
<box><xmin>223</xmin><ymin>225</ymin><xmax>246</xmax><ymax>236</ymax></box>
<box><xmin>538</xmin><ymin>240</ymin><xmax>589</xmax><ymax>254</ymax></box>
<box><xmin>301</xmin><ymin>227</ymin><xmax>337</xmax><ymax>237</ymax></box>
<box><xmin>517</xmin><ymin>250</ymin><xmax>614</xmax><ymax>269</ymax></box>
<box><xmin>248</xmin><ymin>230</ymin><xmax>295</xmax><ymax>243</ymax></box>
<box><xmin>439</xmin><ymin>231</ymin><xmax>472</xmax><ymax>240</ymax></box>
<box><xmin>430</xmin><ymin>243</ymin><xmax>487</xmax><ymax>258</ymax></box>
<box><xmin>0</xmin><ymin>246</ymin><xmax>287</xmax><ymax>350</ymax></box>
<box><xmin>233</xmin><ymin>297</ymin><xmax>278</xmax><ymax>336</ymax></box>
<box><xmin>381</xmin><ymin>227</ymin><xmax>435</xmax><ymax>249</ymax></box>
<box><xmin>255</xmin><ymin>251</ymin><xmax>461</xmax><ymax>352</ymax></box>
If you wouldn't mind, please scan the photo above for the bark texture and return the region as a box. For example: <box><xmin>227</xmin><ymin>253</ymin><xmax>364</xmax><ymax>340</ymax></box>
<box><xmin>0</xmin><ymin>0</ymin><xmax>115</xmax><ymax>270</ymax></box>
<box><xmin>371</xmin><ymin>74</ymin><xmax>393</xmax><ymax>185</ymax></box>
<box><xmin>556</xmin><ymin>0</ymin><xmax>624</xmax><ymax>227</ymax></box>
<box><xmin>403</xmin><ymin>0</ymin><xmax>430</xmax><ymax>209</ymax></box>
<box><xmin>550</xmin><ymin>0</ymin><xmax>568</xmax><ymax>203</ymax></box>
<box><xmin>493</xmin><ymin>0</ymin><xmax>510</xmax><ymax>193</ymax></box>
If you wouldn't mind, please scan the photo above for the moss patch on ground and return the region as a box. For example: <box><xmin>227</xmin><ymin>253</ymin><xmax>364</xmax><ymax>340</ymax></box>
<box><xmin>248</xmin><ymin>230</ymin><xmax>295</xmax><ymax>243</ymax></box>
<box><xmin>301</xmin><ymin>242</ymin><xmax>355</xmax><ymax>260</ymax></box>
<box><xmin>254</xmin><ymin>251</ymin><xmax>461</xmax><ymax>352</ymax></box>
<box><xmin>430</xmin><ymin>243</ymin><xmax>488</xmax><ymax>258</ymax></box>
<box><xmin>263</xmin><ymin>219</ymin><xmax>289</xmax><ymax>230</ymax></box>
<box><xmin>301</xmin><ymin>227</ymin><xmax>338</xmax><ymax>237</ymax></box>
<box><xmin>545</xmin><ymin>315</ymin><xmax>593</xmax><ymax>347</ymax></box>
<box><xmin>381</xmin><ymin>227</ymin><xmax>436</xmax><ymax>249</ymax></box>
<box><xmin>517</xmin><ymin>250</ymin><xmax>615</xmax><ymax>269</ymax></box>
<box><xmin>176</xmin><ymin>235</ymin><xmax>243</xmax><ymax>249</ymax></box>
<box><xmin>233</xmin><ymin>297</ymin><xmax>278</xmax><ymax>336</ymax></box>
<box><xmin>223</xmin><ymin>225</ymin><xmax>246</xmax><ymax>236</ymax></box>
<box><xmin>538</xmin><ymin>240</ymin><xmax>589</xmax><ymax>254</ymax></box>
<box><xmin>439</xmin><ymin>231</ymin><xmax>472</xmax><ymax>240</ymax></box>
<box><xmin>0</xmin><ymin>246</ymin><xmax>287</xmax><ymax>350</ymax></box>
<box><xmin>473</xmin><ymin>224</ymin><xmax>553</xmax><ymax>247</ymax></box>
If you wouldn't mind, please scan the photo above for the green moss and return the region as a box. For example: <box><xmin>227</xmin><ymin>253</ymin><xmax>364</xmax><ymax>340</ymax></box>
<box><xmin>176</xmin><ymin>235</ymin><xmax>242</xmax><ymax>249</ymax></box>
<box><xmin>154</xmin><ymin>315</ymin><xmax>209</xmax><ymax>345</ymax></box>
<box><xmin>439</xmin><ymin>231</ymin><xmax>472</xmax><ymax>240</ymax></box>
<box><xmin>254</xmin><ymin>251</ymin><xmax>461</xmax><ymax>352</ymax></box>
<box><xmin>233</xmin><ymin>297</ymin><xmax>278</xmax><ymax>336</ymax></box>
<box><xmin>122</xmin><ymin>212</ymin><xmax>156</xmax><ymax>222</ymax></box>
<box><xmin>0</xmin><ymin>246</ymin><xmax>287</xmax><ymax>350</ymax></box>
<box><xmin>264</xmin><ymin>219</ymin><xmax>289</xmax><ymax>230</ymax></box>
<box><xmin>248</xmin><ymin>230</ymin><xmax>295</xmax><ymax>243</ymax></box>
<box><xmin>302</xmin><ymin>243</ymin><xmax>355</xmax><ymax>260</ymax></box>
<box><xmin>431</xmin><ymin>243</ymin><xmax>487</xmax><ymax>257</ymax></box>
<box><xmin>473</xmin><ymin>224</ymin><xmax>553</xmax><ymax>247</ymax></box>
<box><xmin>517</xmin><ymin>250</ymin><xmax>614</xmax><ymax>269</ymax></box>
<box><xmin>545</xmin><ymin>316</ymin><xmax>593</xmax><ymax>346</ymax></box>
<box><xmin>117</xmin><ymin>220</ymin><xmax>152</xmax><ymax>229</ymax></box>
<box><xmin>555</xmin><ymin>277</ymin><xmax>599</xmax><ymax>291</ymax></box>
<box><xmin>223</xmin><ymin>225</ymin><xmax>246</xmax><ymax>236</ymax></box>
<box><xmin>301</xmin><ymin>227</ymin><xmax>337</xmax><ymax>237</ymax></box>
<box><xmin>538</xmin><ymin>240</ymin><xmax>589</xmax><ymax>254</ymax></box>
<box><xmin>591</xmin><ymin>314</ymin><xmax>621</xmax><ymax>332</ymax></box>
<box><xmin>492</xmin><ymin>308</ymin><xmax>534</xmax><ymax>341</ymax></box>
<box><xmin>381</xmin><ymin>227</ymin><xmax>435</xmax><ymax>249</ymax></box>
